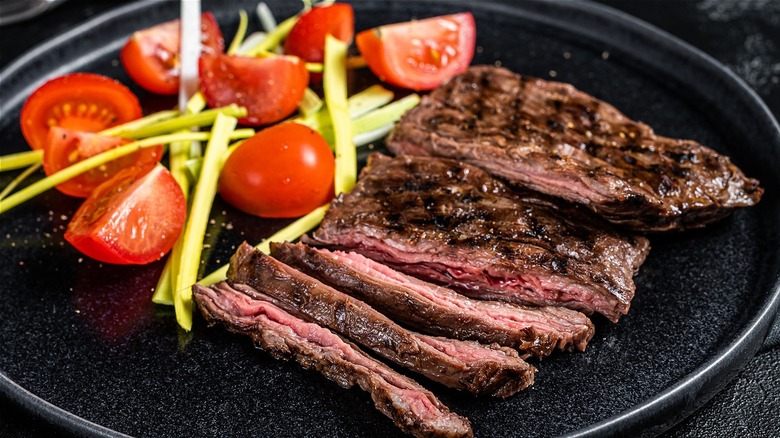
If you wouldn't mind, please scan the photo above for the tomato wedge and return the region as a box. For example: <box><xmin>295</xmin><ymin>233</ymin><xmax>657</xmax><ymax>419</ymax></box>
<box><xmin>219</xmin><ymin>123</ymin><xmax>335</xmax><ymax>218</ymax></box>
<box><xmin>120</xmin><ymin>12</ymin><xmax>224</xmax><ymax>95</ymax></box>
<box><xmin>65</xmin><ymin>164</ymin><xmax>186</xmax><ymax>265</ymax></box>
<box><xmin>284</xmin><ymin>3</ymin><xmax>354</xmax><ymax>63</ymax></box>
<box><xmin>43</xmin><ymin>127</ymin><xmax>163</xmax><ymax>198</ymax></box>
<box><xmin>199</xmin><ymin>54</ymin><xmax>309</xmax><ymax>126</ymax></box>
<box><xmin>356</xmin><ymin>13</ymin><xmax>476</xmax><ymax>91</ymax></box>
<box><xmin>20</xmin><ymin>73</ymin><xmax>142</xmax><ymax>150</ymax></box>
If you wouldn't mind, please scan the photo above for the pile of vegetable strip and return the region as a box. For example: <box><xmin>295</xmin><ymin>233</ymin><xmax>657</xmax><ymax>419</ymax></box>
<box><xmin>0</xmin><ymin>3</ymin><xmax>420</xmax><ymax>334</ymax></box>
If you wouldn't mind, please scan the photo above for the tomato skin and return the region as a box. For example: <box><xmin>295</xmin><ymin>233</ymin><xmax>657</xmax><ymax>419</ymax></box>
<box><xmin>42</xmin><ymin>127</ymin><xmax>163</xmax><ymax>198</ymax></box>
<box><xmin>20</xmin><ymin>73</ymin><xmax>142</xmax><ymax>150</ymax></box>
<box><xmin>120</xmin><ymin>12</ymin><xmax>224</xmax><ymax>95</ymax></box>
<box><xmin>199</xmin><ymin>54</ymin><xmax>309</xmax><ymax>126</ymax></box>
<box><xmin>284</xmin><ymin>3</ymin><xmax>354</xmax><ymax>63</ymax></box>
<box><xmin>65</xmin><ymin>164</ymin><xmax>186</xmax><ymax>265</ymax></box>
<box><xmin>356</xmin><ymin>13</ymin><xmax>476</xmax><ymax>91</ymax></box>
<box><xmin>219</xmin><ymin>123</ymin><xmax>335</xmax><ymax>218</ymax></box>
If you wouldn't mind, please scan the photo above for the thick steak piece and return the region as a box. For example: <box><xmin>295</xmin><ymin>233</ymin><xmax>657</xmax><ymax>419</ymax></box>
<box><xmin>193</xmin><ymin>282</ymin><xmax>473</xmax><ymax>438</ymax></box>
<box><xmin>386</xmin><ymin>65</ymin><xmax>763</xmax><ymax>232</ymax></box>
<box><xmin>271</xmin><ymin>242</ymin><xmax>594</xmax><ymax>357</ymax></box>
<box><xmin>306</xmin><ymin>154</ymin><xmax>650</xmax><ymax>322</ymax></box>
<box><xmin>228</xmin><ymin>243</ymin><xmax>535</xmax><ymax>398</ymax></box>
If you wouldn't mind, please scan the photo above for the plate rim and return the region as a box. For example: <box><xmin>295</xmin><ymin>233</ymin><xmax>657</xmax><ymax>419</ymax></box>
<box><xmin>1</xmin><ymin>0</ymin><xmax>778</xmax><ymax>437</ymax></box>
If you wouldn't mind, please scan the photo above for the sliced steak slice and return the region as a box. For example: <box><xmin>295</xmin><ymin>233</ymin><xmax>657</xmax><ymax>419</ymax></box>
<box><xmin>227</xmin><ymin>243</ymin><xmax>535</xmax><ymax>397</ymax></box>
<box><xmin>271</xmin><ymin>242</ymin><xmax>594</xmax><ymax>357</ymax></box>
<box><xmin>193</xmin><ymin>282</ymin><xmax>473</xmax><ymax>438</ymax></box>
<box><xmin>305</xmin><ymin>154</ymin><xmax>650</xmax><ymax>322</ymax></box>
<box><xmin>386</xmin><ymin>65</ymin><xmax>763</xmax><ymax>232</ymax></box>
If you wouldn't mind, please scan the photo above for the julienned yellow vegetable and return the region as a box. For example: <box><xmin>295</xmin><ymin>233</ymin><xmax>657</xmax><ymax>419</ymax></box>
<box><xmin>323</xmin><ymin>34</ymin><xmax>355</xmax><ymax>195</ymax></box>
<box><xmin>153</xmin><ymin>90</ymin><xmax>212</xmax><ymax>305</ymax></box>
<box><xmin>197</xmin><ymin>204</ymin><xmax>330</xmax><ymax>287</ymax></box>
<box><xmin>1</xmin><ymin>110</ymin><xmax>178</xmax><ymax>173</ymax></box>
<box><xmin>0</xmin><ymin>130</ymin><xmax>249</xmax><ymax>215</ymax></box>
<box><xmin>0</xmin><ymin>150</ymin><xmax>43</xmax><ymax>172</ymax></box>
<box><xmin>0</xmin><ymin>105</ymin><xmax>244</xmax><ymax>173</ymax></box>
<box><xmin>172</xmin><ymin>113</ymin><xmax>238</xmax><ymax>331</ymax></box>
<box><xmin>0</xmin><ymin>162</ymin><xmax>41</xmax><ymax>200</ymax></box>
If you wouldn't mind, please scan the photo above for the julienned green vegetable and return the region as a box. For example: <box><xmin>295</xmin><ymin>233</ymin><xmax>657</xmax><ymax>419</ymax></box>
<box><xmin>244</xmin><ymin>11</ymin><xmax>298</xmax><ymax>56</ymax></box>
<box><xmin>0</xmin><ymin>129</ymin><xmax>253</xmax><ymax>215</ymax></box>
<box><xmin>0</xmin><ymin>110</ymin><xmax>180</xmax><ymax>172</ymax></box>
<box><xmin>315</xmin><ymin>93</ymin><xmax>421</xmax><ymax>147</ymax></box>
<box><xmin>324</xmin><ymin>34</ymin><xmax>355</xmax><ymax>195</ymax></box>
<box><xmin>0</xmin><ymin>150</ymin><xmax>43</xmax><ymax>172</ymax></box>
<box><xmin>0</xmin><ymin>162</ymin><xmax>41</xmax><ymax>200</ymax></box>
<box><xmin>299</xmin><ymin>87</ymin><xmax>324</xmax><ymax>117</ymax></box>
<box><xmin>197</xmin><ymin>204</ymin><xmax>330</xmax><ymax>287</ymax></box>
<box><xmin>294</xmin><ymin>84</ymin><xmax>394</xmax><ymax>130</ymax></box>
<box><xmin>120</xmin><ymin>105</ymin><xmax>245</xmax><ymax>139</ymax></box>
<box><xmin>0</xmin><ymin>105</ymin><xmax>244</xmax><ymax>173</ymax></box>
<box><xmin>153</xmin><ymin>89</ymin><xmax>212</xmax><ymax>305</ymax></box>
<box><xmin>99</xmin><ymin>109</ymin><xmax>179</xmax><ymax>137</ymax></box>
<box><xmin>172</xmin><ymin>113</ymin><xmax>238</xmax><ymax>331</ymax></box>
<box><xmin>227</xmin><ymin>10</ymin><xmax>249</xmax><ymax>55</ymax></box>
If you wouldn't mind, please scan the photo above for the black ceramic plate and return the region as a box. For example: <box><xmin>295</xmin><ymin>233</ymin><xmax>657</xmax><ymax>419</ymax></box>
<box><xmin>1</xmin><ymin>1</ymin><xmax>779</xmax><ymax>437</ymax></box>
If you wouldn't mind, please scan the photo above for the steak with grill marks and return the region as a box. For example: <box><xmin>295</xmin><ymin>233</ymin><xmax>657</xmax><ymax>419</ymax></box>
<box><xmin>193</xmin><ymin>282</ymin><xmax>473</xmax><ymax>438</ymax></box>
<box><xmin>386</xmin><ymin>65</ymin><xmax>763</xmax><ymax>232</ymax></box>
<box><xmin>305</xmin><ymin>153</ymin><xmax>650</xmax><ymax>322</ymax></box>
<box><xmin>271</xmin><ymin>242</ymin><xmax>594</xmax><ymax>357</ymax></box>
<box><xmin>227</xmin><ymin>243</ymin><xmax>536</xmax><ymax>397</ymax></box>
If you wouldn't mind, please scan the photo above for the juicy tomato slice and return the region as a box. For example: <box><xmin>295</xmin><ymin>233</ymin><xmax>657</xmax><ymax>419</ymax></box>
<box><xmin>283</xmin><ymin>3</ymin><xmax>354</xmax><ymax>63</ymax></box>
<box><xmin>199</xmin><ymin>54</ymin><xmax>309</xmax><ymax>126</ymax></box>
<box><xmin>43</xmin><ymin>127</ymin><xmax>163</xmax><ymax>198</ymax></box>
<box><xmin>65</xmin><ymin>164</ymin><xmax>186</xmax><ymax>265</ymax></box>
<box><xmin>120</xmin><ymin>11</ymin><xmax>224</xmax><ymax>95</ymax></box>
<box><xmin>218</xmin><ymin>123</ymin><xmax>335</xmax><ymax>218</ymax></box>
<box><xmin>20</xmin><ymin>73</ymin><xmax>142</xmax><ymax>150</ymax></box>
<box><xmin>355</xmin><ymin>12</ymin><xmax>476</xmax><ymax>91</ymax></box>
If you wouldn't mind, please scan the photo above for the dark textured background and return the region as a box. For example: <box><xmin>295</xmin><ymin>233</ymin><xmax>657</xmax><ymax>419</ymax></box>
<box><xmin>0</xmin><ymin>0</ymin><xmax>778</xmax><ymax>437</ymax></box>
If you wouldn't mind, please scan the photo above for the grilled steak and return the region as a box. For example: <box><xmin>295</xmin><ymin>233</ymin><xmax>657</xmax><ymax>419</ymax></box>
<box><xmin>386</xmin><ymin>65</ymin><xmax>763</xmax><ymax>232</ymax></box>
<box><xmin>193</xmin><ymin>282</ymin><xmax>473</xmax><ymax>438</ymax></box>
<box><xmin>271</xmin><ymin>242</ymin><xmax>594</xmax><ymax>356</ymax></box>
<box><xmin>306</xmin><ymin>154</ymin><xmax>650</xmax><ymax>322</ymax></box>
<box><xmin>228</xmin><ymin>243</ymin><xmax>535</xmax><ymax>397</ymax></box>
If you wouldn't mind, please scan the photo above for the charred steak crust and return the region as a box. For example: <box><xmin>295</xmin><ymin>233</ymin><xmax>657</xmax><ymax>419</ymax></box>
<box><xmin>271</xmin><ymin>242</ymin><xmax>594</xmax><ymax>356</ymax></box>
<box><xmin>227</xmin><ymin>243</ymin><xmax>536</xmax><ymax>398</ymax></box>
<box><xmin>193</xmin><ymin>282</ymin><xmax>473</xmax><ymax>438</ymax></box>
<box><xmin>305</xmin><ymin>153</ymin><xmax>650</xmax><ymax>322</ymax></box>
<box><xmin>386</xmin><ymin>65</ymin><xmax>763</xmax><ymax>232</ymax></box>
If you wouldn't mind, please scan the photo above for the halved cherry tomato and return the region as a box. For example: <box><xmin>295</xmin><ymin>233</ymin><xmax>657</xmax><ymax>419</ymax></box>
<box><xmin>43</xmin><ymin>127</ymin><xmax>163</xmax><ymax>198</ymax></box>
<box><xmin>284</xmin><ymin>3</ymin><xmax>354</xmax><ymax>63</ymax></box>
<box><xmin>199</xmin><ymin>54</ymin><xmax>309</xmax><ymax>126</ymax></box>
<box><xmin>20</xmin><ymin>73</ymin><xmax>142</xmax><ymax>150</ymax></box>
<box><xmin>356</xmin><ymin>13</ymin><xmax>476</xmax><ymax>91</ymax></box>
<box><xmin>120</xmin><ymin>12</ymin><xmax>224</xmax><ymax>95</ymax></box>
<box><xmin>218</xmin><ymin>123</ymin><xmax>335</xmax><ymax>218</ymax></box>
<box><xmin>65</xmin><ymin>164</ymin><xmax>186</xmax><ymax>265</ymax></box>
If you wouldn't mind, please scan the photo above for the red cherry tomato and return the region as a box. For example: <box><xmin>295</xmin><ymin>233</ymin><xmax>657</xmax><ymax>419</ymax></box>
<box><xmin>199</xmin><ymin>54</ymin><xmax>309</xmax><ymax>126</ymax></box>
<box><xmin>20</xmin><ymin>73</ymin><xmax>142</xmax><ymax>150</ymax></box>
<box><xmin>42</xmin><ymin>127</ymin><xmax>163</xmax><ymax>198</ymax></box>
<box><xmin>218</xmin><ymin>123</ymin><xmax>335</xmax><ymax>218</ymax></box>
<box><xmin>120</xmin><ymin>12</ymin><xmax>224</xmax><ymax>95</ymax></box>
<box><xmin>65</xmin><ymin>164</ymin><xmax>186</xmax><ymax>265</ymax></box>
<box><xmin>355</xmin><ymin>13</ymin><xmax>476</xmax><ymax>91</ymax></box>
<box><xmin>284</xmin><ymin>3</ymin><xmax>354</xmax><ymax>63</ymax></box>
